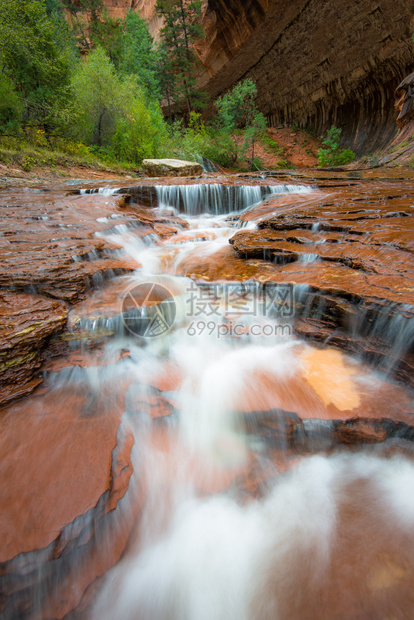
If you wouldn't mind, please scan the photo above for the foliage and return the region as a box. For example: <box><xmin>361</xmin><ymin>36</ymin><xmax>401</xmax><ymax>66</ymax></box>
<box><xmin>90</xmin><ymin>9</ymin><xmax>123</xmax><ymax>62</ymax></box>
<box><xmin>215</xmin><ymin>79</ymin><xmax>259</xmax><ymax>131</ymax></box>
<box><xmin>214</xmin><ymin>78</ymin><xmax>267</xmax><ymax>169</ymax></box>
<box><xmin>317</xmin><ymin>125</ymin><xmax>355</xmax><ymax>167</ymax></box>
<box><xmin>240</xmin><ymin>111</ymin><xmax>267</xmax><ymax>168</ymax></box>
<box><xmin>0</xmin><ymin>74</ymin><xmax>23</xmax><ymax>132</ymax></box>
<box><xmin>115</xmin><ymin>10</ymin><xmax>161</xmax><ymax>99</ymax></box>
<box><xmin>62</xmin><ymin>0</ymin><xmax>111</xmax><ymax>51</ymax></box>
<box><xmin>0</xmin><ymin>0</ymin><xmax>79</xmax><ymax>133</ymax></box>
<box><xmin>155</xmin><ymin>41</ymin><xmax>177</xmax><ymax>120</ymax></box>
<box><xmin>0</xmin><ymin>132</ymin><xmax>140</xmax><ymax>174</ymax></box>
<box><xmin>0</xmin><ymin>3</ymin><xmax>279</xmax><ymax>173</ymax></box>
<box><xmin>251</xmin><ymin>157</ymin><xmax>265</xmax><ymax>170</ymax></box>
<box><xmin>162</xmin><ymin>117</ymin><xmax>235</xmax><ymax>167</ymax></box>
<box><xmin>262</xmin><ymin>134</ymin><xmax>286</xmax><ymax>158</ymax></box>
<box><xmin>0</xmin><ymin>0</ymin><xmax>75</xmax><ymax>121</ymax></box>
<box><xmin>155</xmin><ymin>0</ymin><xmax>205</xmax><ymax>115</ymax></box>
<box><xmin>68</xmin><ymin>47</ymin><xmax>121</xmax><ymax>145</ymax></box>
<box><xmin>67</xmin><ymin>47</ymin><xmax>167</xmax><ymax>164</ymax></box>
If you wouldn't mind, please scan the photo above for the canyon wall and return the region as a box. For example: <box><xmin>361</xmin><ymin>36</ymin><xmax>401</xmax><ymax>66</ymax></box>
<box><xmin>103</xmin><ymin>0</ymin><xmax>414</xmax><ymax>152</ymax></box>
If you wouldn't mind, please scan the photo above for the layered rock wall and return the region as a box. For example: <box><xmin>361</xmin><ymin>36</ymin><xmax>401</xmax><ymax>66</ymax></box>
<box><xmin>102</xmin><ymin>0</ymin><xmax>414</xmax><ymax>152</ymax></box>
<box><xmin>200</xmin><ymin>0</ymin><xmax>414</xmax><ymax>152</ymax></box>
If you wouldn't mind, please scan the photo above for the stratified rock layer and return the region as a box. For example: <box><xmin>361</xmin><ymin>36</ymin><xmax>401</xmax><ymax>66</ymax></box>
<box><xmin>200</xmin><ymin>0</ymin><xmax>414</xmax><ymax>154</ymax></box>
<box><xmin>0</xmin><ymin>186</ymin><xmax>189</xmax><ymax>405</ymax></box>
<box><xmin>172</xmin><ymin>173</ymin><xmax>414</xmax><ymax>385</ymax></box>
<box><xmin>99</xmin><ymin>0</ymin><xmax>414</xmax><ymax>152</ymax></box>
<box><xmin>0</xmin><ymin>291</ymin><xmax>67</xmax><ymax>407</ymax></box>
<box><xmin>1</xmin><ymin>173</ymin><xmax>414</xmax><ymax>619</ymax></box>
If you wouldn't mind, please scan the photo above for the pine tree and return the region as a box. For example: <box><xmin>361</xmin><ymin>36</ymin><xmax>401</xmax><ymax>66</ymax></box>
<box><xmin>61</xmin><ymin>0</ymin><xmax>105</xmax><ymax>49</ymax></box>
<box><xmin>116</xmin><ymin>10</ymin><xmax>161</xmax><ymax>99</ymax></box>
<box><xmin>155</xmin><ymin>0</ymin><xmax>205</xmax><ymax>116</ymax></box>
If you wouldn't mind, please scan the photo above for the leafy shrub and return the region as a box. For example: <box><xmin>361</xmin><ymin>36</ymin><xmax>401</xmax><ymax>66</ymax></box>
<box><xmin>0</xmin><ymin>74</ymin><xmax>23</xmax><ymax>132</ymax></box>
<box><xmin>214</xmin><ymin>78</ymin><xmax>266</xmax><ymax>168</ymax></box>
<box><xmin>66</xmin><ymin>47</ymin><xmax>168</xmax><ymax>164</ymax></box>
<box><xmin>262</xmin><ymin>134</ymin><xmax>286</xmax><ymax>158</ymax></box>
<box><xmin>318</xmin><ymin>126</ymin><xmax>355</xmax><ymax>167</ymax></box>
<box><xmin>251</xmin><ymin>157</ymin><xmax>265</xmax><ymax>170</ymax></box>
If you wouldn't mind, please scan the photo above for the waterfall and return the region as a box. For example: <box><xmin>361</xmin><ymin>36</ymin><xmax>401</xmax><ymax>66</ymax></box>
<box><xmin>80</xmin><ymin>187</ymin><xmax>120</xmax><ymax>196</ymax></box>
<box><xmin>193</xmin><ymin>154</ymin><xmax>218</xmax><ymax>173</ymax></box>
<box><xmin>155</xmin><ymin>184</ymin><xmax>313</xmax><ymax>215</ymax></box>
<box><xmin>4</xmin><ymin>175</ymin><xmax>414</xmax><ymax>620</ymax></box>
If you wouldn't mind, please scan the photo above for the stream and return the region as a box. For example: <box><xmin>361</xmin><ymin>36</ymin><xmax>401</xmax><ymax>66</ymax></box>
<box><xmin>1</xmin><ymin>175</ymin><xmax>414</xmax><ymax>619</ymax></box>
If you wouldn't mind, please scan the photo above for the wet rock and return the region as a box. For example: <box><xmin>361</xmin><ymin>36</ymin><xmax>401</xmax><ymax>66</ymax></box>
<box><xmin>0</xmin><ymin>189</ymin><xmax>190</xmax><ymax>405</ymax></box>
<box><xmin>142</xmin><ymin>159</ymin><xmax>203</xmax><ymax>178</ymax></box>
<box><xmin>0</xmin><ymin>291</ymin><xmax>68</xmax><ymax>407</ymax></box>
<box><xmin>0</xmin><ymin>191</ymin><xmax>189</xmax><ymax>304</ymax></box>
<box><xmin>116</xmin><ymin>193</ymin><xmax>131</xmax><ymax>208</ymax></box>
<box><xmin>293</xmin><ymin>417</ymin><xmax>414</xmax><ymax>451</ymax></box>
<box><xmin>0</xmin><ymin>379</ymin><xmax>138</xmax><ymax>620</ymax></box>
<box><xmin>225</xmin><ymin>180</ymin><xmax>414</xmax><ymax>385</ymax></box>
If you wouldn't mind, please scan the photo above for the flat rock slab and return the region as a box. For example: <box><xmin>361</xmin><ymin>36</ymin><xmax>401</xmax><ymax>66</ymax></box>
<box><xmin>142</xmin><ymin>158</ymin><xmax>203</xmax><ymax>177</ymax></box>
<box><xmin>0</xmin><ymin>370</ymin><xmax>136</xmax><ymax>619</ymax></box>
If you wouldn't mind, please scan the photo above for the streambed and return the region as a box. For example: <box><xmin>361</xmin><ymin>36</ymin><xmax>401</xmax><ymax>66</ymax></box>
<box><xmin>0</xmin><ymin>173</ymin><xmax>414</xmax><ymax>619</ymax></box>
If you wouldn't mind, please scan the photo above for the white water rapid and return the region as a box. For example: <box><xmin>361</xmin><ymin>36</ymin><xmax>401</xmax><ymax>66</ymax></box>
<box><xmin>64</xmin><ymin>182</ymin><xmax>414</xmax><ymax>619</ymax></box>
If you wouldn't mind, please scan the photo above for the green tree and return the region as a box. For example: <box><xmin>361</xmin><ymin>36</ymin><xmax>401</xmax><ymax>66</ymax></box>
<box><xmin>68</xmin><ymin>46</ymin><xmax>167</xmax><ymax>163</ymax></box>
<box><xmin>45</xmin><ymin>0</ymin><xmax>64</xmax><ymax>15</ymax></box>
<box><xmin>115</xmin><ymin>10</ymin><xmax>161</xmax><ymax>99</ymax></box>
<box><xmin>241</xmin><ymin>111</ymin><xmax>267</xmax><ymax>169</ymax></box>
<box><xmin>0</xmin><ymin>0</ymin><xmax>74</xmax><ymax>131</ymax></box>
<box><xmin>90</xmin><ymin>10</ymin><xmax>123</xmax><ymax>62</ymax></box>
<box><xmin>317</xmin><ymin>126</ymin><xmax>355</xmax><ymax>167</ymax></box>
<box><xmin>69</xmin><ymin>46</ymin><xmax>124</xmax><ymax>146</ymax></box>
<box><xmin>215</xmin><ymin>78</ymin><xmax>261</xmax><ymax>131</ymax></box>
<box><xmin>62</xmin><ymin>0</ymin><xmax>105</xmax><ymax>49</ymax></box>
<box><xmin>0</xmin><ymin>74</ymin><xmax>23</xmax><ymax>132</ymax></box>
<box><xmin>155</xmin><ymin>0</ymin><xmax>205</xmax><ymax>115</ymax></box>
<box><xmin>156</xmin><ymin>41</ymin><xmax>178</xmax><ymax>120</ymax></box>
<box><xmin>214</xmin><ymin>78</ymin><xmax>266</xmax><ymax>167</ymax></box>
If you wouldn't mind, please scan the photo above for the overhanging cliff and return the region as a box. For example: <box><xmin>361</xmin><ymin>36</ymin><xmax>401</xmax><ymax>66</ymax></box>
<box><xmin>102</xmin><ymin>0</ymin><xmax>414</xmax><ymax>152</ymax></box>
<box><xmin>199</xmin><ymin>0</ymin><xmax>414</xmax><ymax>152</ymax></box>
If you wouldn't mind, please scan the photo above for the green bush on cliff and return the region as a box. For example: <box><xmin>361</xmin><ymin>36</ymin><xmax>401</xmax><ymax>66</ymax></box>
<box><xmin>213</xmin><ymin>78</ymin><xmax>267</xmax><ymax>169</ymax></box>
<box><xmin>318</xmin><ymin>126</ymin><xmax>355</xmax><ymax>167</ymax></box>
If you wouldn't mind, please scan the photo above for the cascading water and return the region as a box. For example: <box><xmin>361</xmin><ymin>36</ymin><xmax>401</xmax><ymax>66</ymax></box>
<box><xmin>2</xmin><ymin>180</ymin><xmax>414</xmax><ymax>620</ymax></box>
<box><xmin>70</xmin><ymin>183</ymin><xmax>414</xmax><ymax>618</ymax></box>
<box><xmin>80</xmin><ymin>187</ymin><xmax>121</xmax><ymax>197</ymax></box>
<box><xmin>155</xmin><ymin>183</ymin><xmax>313</xmax><ymax>215</ymax></box>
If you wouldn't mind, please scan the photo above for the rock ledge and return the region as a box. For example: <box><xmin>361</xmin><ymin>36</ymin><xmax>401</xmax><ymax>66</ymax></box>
<box><xmin>142</xmin><ymin>158</ymin><xmax>203</xmax><ymax>177</ymax></box>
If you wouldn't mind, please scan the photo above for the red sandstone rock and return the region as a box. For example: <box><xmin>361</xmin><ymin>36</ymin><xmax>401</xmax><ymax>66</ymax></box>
<box><xmin>0</xmin><ymin>189</ymin><xmax>189</xmax><ymax>405</ymax></box>
<box><xmin>0</xmin><ymin>376</ymin><xmax>138</xmax><ymax>620</ymax></box>
<box><xmin>0</xmin><ymin>291</ymin><xmax>68</xmax><ymax>407</ymax></box>
<box><xmin>395</xmin><ymin>72</ymin><xmax>414</xmax><ymax>129</ymax></box>
<box><xmin>94</xmin><ymin>1</ymin><xmax>413</xmax><ymax>153</ymax></box>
